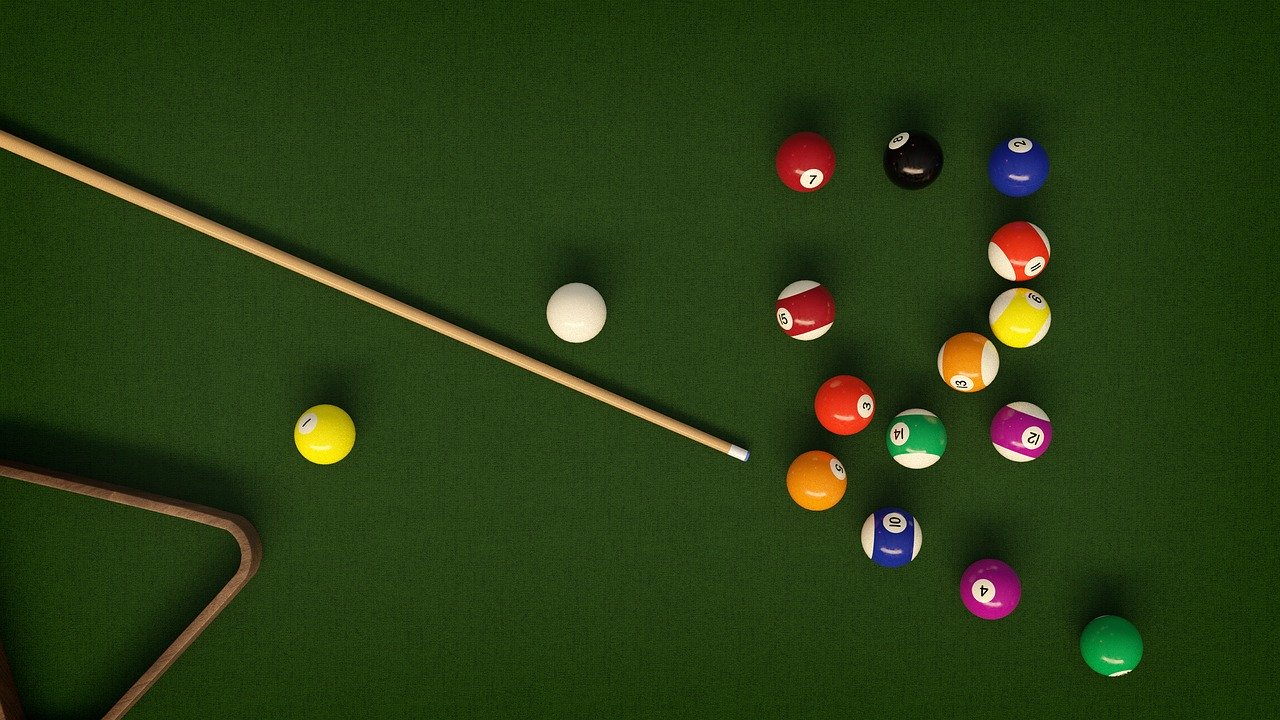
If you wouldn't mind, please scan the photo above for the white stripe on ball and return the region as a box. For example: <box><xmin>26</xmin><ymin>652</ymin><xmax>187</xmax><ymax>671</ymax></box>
<box><xmin>860</xmin><ymin>515</ymin><xmax>875</xmax><ymax>558</ymax></box>
<box><xmin>989</xmin><ymin>289</ymin><xmax>1014</xmax><ymax>327</ymax></box>
<box><xmin>994</xmin><ymin>443</ymin><xmax>1036</xmax><ymax>462</ymax></box>
<box><xmin>981</xmin><ymin>338</ymin><xmax>1000</xmax><ymax>385</ymax></box>
<box><xmin>777</xmin><ymin>279</ymin><xmax>820</xmax><ymax>300</ymax></box>
<box><xmin>894</xmin><ymin>452</ymin><xmax>941</xmax><ymax>469</ymax></box>
<box><xmin>1029</xmin><ymin>222</ymin><xmax>1051</xmax><ymax>256</ymax></box>
<box><xmin>988</xmin><ymin>243</ymin><xmax>1016</xmax><ymax>281</ymax></box>
<box><xmin>1007</xmin><ymin>401</ymin><xmax>1049</xmax><ymax>420</ymax></box>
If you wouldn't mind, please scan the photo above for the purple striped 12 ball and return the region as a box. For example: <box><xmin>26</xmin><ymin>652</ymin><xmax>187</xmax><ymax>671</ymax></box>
<box><xmin>990</xmin><ymin>402</ymin><xmax>1053</xmax><ymax>462</ymax></box>
<box><xmin>960</xmin><ymin>559</ymin><xmax>1022</xmax><ymax>620</ymax></box>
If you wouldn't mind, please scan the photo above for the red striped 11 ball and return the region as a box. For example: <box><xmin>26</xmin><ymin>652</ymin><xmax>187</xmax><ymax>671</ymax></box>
<box><xmin>989</xmin><ymin>221</ymin><xmax>1051</xmax><ymax>281</ymax></box>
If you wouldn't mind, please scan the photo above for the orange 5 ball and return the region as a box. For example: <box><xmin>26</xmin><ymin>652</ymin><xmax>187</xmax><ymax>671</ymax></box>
<box><xmin>786</xmin><ymin>450</ymin><xmax>847</xmax><ymax>511</ymax></box>
<box><xmin>814</xmin><ymin>375</ymin><xmax>876</xmax><ymax>435</ymax></box>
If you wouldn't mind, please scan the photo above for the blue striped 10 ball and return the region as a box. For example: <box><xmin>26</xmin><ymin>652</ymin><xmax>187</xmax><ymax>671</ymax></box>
<box><xmin>860</xmin><ymin>508</ymin><xmax>923</xmax><ymax>568</ymax></box>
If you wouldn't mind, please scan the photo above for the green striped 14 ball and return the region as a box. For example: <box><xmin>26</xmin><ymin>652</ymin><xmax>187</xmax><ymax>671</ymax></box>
<box><xmin>886</xmin><ymin>409</ymin><xmax>947</xmax><ymax>469</ymax></box>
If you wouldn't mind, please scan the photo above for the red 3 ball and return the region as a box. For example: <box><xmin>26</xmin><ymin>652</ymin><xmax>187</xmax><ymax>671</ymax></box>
<box><xmin>775</xmin><ymin>132</ymin><xmax>835</xmax><ymax>192</ymax></box>
<box><xmin>814</xmin><ymin>375</ymin><xmax>876</xmax><ymax>435</ymax></box>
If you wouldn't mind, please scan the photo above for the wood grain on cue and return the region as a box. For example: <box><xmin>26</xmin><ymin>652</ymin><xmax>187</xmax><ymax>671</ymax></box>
<box><xmin>0</xmin><ymin>130</ymin><xmax>748</xmax><ymax>462</ymax></box>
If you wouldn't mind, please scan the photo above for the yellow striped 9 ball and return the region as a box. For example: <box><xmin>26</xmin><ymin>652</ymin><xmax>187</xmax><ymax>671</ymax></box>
<box><xmin>989</xmin><ymin>288</ymin><xmax>1051</xmax><ymax>348</ymax></box>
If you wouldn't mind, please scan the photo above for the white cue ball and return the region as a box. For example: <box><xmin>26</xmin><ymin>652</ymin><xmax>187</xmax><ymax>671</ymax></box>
<box><xmin>546</xmin><ymin>282</ymin><xmax>607</xmax><ymax>343</ymax></box>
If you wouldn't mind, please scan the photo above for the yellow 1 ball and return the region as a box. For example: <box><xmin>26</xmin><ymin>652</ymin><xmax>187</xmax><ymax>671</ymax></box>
<box><xmin>294</xmin><ymin>404</ymin><xmax>356</xmax><ymax>465</ymax></box>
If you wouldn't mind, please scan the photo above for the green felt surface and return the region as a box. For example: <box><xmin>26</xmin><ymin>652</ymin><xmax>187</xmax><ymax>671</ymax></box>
<box><xmin>1</xmin><ymin>2</ymin><xmax>1278</xmax><ymax>718</ymax></box>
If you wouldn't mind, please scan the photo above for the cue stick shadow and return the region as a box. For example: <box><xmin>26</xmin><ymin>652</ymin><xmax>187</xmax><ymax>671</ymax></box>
<box><xmin>0</xmin><ymin>119</ymin><xmax>697</xmax><ymax>447</ymax></box>
<box><xmin>0</xmin><ymin>124</ymin><xmax>746</xmax><ymax>460</ymax></box>
<box><xmin>0</xmin><ymin>117</ymin><xmax>488</xmax><ymax>352</ymax></box>
<box><xmin>0</xmin><ymin>460</ymin><xmax>262</xmax><ymax>720</ymax></box>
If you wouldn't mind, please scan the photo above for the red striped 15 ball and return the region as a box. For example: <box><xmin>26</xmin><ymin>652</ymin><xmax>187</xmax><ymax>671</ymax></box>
<box><xmin>775</xmin><ymin>280</ymin><xmax>835</xmax><ymax>340</ymax></box>
<box><xmin>989</xmin><ymin>221</ymin><xmax>1051</xmax><ymax>281</ymax></box>
<box><xmin>775</xmin><ymin>132</ymin><xmax>835</xmax><ymax>192</ymax></box>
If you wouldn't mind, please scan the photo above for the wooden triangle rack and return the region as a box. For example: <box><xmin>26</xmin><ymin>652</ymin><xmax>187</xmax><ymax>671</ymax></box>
<box><xmin>0</xmin><ymin>460</ymin><xmax>262</xmax><ymax>719</ymax></box>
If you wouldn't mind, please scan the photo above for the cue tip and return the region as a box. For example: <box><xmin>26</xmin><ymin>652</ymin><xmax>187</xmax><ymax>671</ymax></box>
<box><xmin>729</xmin><ymin>445</ymin><xmax>749</xmax><ymax>462</ymax></box>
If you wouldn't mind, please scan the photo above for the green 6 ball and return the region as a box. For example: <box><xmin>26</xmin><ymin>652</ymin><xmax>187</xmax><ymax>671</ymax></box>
<box><xmin>1081</xmin><ymin>616</ymin><xmax>1143</xmax><ymax>677</ymax></box>
<box><xmin>886</xmin><ymin>409</ymin><xmax>947</xmax><ymax>469</ymax></box>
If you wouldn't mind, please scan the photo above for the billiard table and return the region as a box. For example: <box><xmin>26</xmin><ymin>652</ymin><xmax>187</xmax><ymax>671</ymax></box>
<box><xmin>0</xmin><ymin>3</ymin><xmax>1276</xmax><ymax>718</ymax></box>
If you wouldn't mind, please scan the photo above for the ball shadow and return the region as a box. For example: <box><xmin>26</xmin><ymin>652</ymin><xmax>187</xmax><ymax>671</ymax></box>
<box><xmin>1069</xmin><ymin>573</ymin><xmax>1135</xmax><ymax>628</ymax></box>
<box><xmin>956</xmin><ymin>518</ymin><xmax>1014</xmax><ymax>573</ymax></box>
<box><xmin>549</xmin><ymin>244</ymin><xmax>606</xmax><ymax>295</ymax></box>
<box><xmin>768</xmin><ymin>95</ymin><xmax>841</xmax><ymax>143</ymax></box>
<box><xmin>0</xmin><ymin>421</ymin><xmax>261</xmax><ymax>720</ymax></box>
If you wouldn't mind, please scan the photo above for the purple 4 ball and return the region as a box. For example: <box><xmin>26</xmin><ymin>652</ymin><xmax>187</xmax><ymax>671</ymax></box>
<box><xmin>961</xmin><ymin>559</ymin><xmax>1022</xmax><ymax>620</ymax></box>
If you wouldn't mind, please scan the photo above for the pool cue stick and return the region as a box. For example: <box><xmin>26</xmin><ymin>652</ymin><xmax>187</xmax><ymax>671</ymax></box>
<box><xmin>0</xmin><ymin>130</ymin><xmax>749</xmax><ymax>461</ymax></box>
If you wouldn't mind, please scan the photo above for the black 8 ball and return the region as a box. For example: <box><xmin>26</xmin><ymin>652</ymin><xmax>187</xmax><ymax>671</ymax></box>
<box><xmin>883</xmin><ymin>131</ymin><xmax>943</xmax><ymax>189</ymax></box>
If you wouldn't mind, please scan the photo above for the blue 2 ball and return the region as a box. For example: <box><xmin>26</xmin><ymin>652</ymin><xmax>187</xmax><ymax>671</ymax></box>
<box><xmin>989</xmin><ymin>137</ymin><xmax>1050</xmax><ymax>197</ymax></box>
